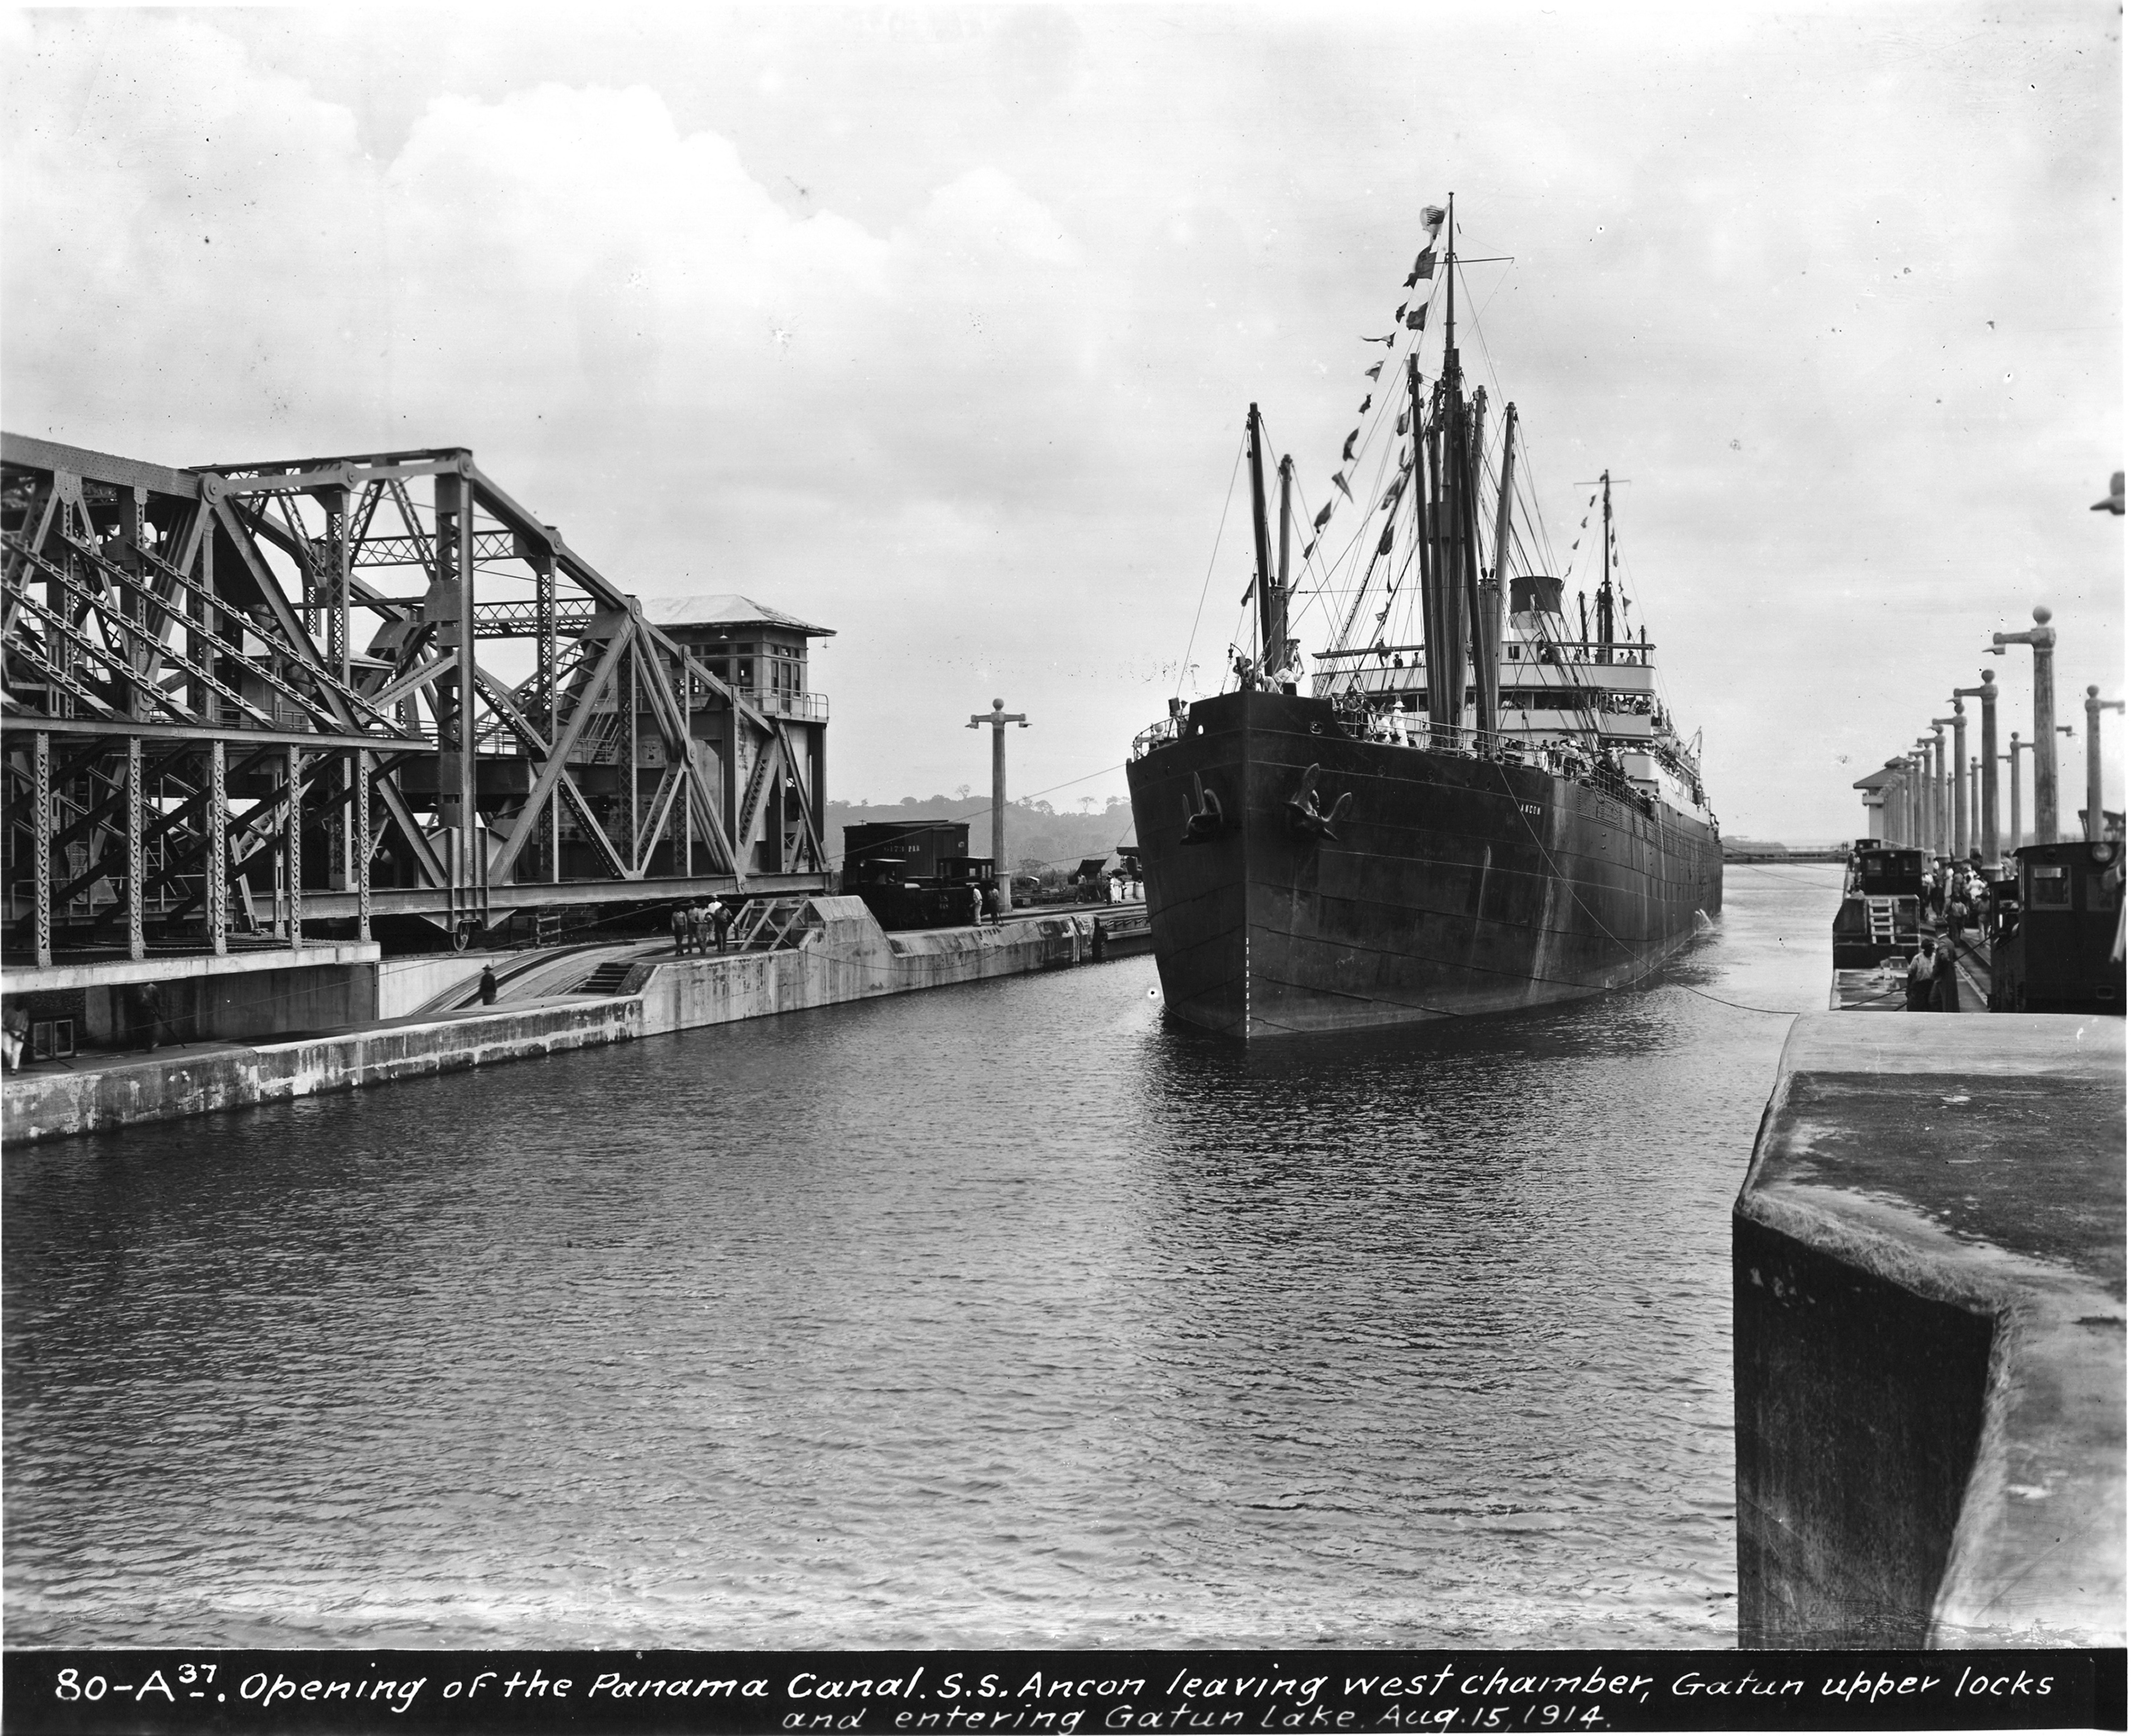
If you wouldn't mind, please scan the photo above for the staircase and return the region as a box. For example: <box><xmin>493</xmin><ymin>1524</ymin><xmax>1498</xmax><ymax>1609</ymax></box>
<box><xmin>581</xmin><ymin>957</ymin><xmax>638</xmax><ymax>995</ymax></box>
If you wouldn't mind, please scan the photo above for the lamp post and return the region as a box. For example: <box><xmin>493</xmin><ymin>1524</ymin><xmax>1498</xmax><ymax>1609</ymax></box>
<box><xmin>2085</xmin><ymin>686</ymin><xmax>2124</xmax><ymax>841</ymax></box>
<box><xmin>1930</xmin><ymin>722</ymin><xmax>1958</xmax><ymax>858</ymax></box>
<box><xmin>1940</xmin><ymin>701</ymin><xmax>1970</xmax><ymax>859</ymax></box>
<box><xmin>968</xmin><ymin>697</ymin><xmax>1029</xmax><ymax>912</ymax></box>
<box><xmin>1991</xmin><ymin>606</ymin><xmax>2058</xmax><ymax>843</ymax></box>
<box><xmin>1915</xmin><ymin>738</ymin><xmax>1939</xmax><ymax>854</ymax></box>
<box><xmin>1955</xmin><ymin>671</ymin><xmax>1999</xmax><ymax>866</ymax></box>
<box><xmin>2007</xmin><ymin>734</ymin><xmax>2028</xmax><ymax>853</ymax></box>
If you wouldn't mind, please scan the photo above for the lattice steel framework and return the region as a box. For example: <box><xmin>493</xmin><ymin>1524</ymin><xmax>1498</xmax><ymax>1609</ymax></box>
<box><xmin>2</xmin><ymin>433</ymin><xmax>827</xmax><ymax>964</ymax></box>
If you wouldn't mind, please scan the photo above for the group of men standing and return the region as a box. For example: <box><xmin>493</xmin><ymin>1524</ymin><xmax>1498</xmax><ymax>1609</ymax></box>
<box><xmin>1906</xmin><ymin>854</ymin><xmax>1991</xmax><ymax>1012</ymax></box>
<box><xmin>670</xmin><ymin>899</ymin><xmax>735</xmax><ymax>955</ymax></box>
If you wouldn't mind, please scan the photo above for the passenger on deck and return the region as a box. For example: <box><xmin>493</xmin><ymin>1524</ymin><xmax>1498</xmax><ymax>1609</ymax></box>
<box><xmin>1931</xmin><ymin>931</ymin><xmax>1963</xmax><ymax>1012</ymax></box>
<box><xmin>970</xmin><ymin>884</ymin><xmax>983</xmax><ymax>927</ymax></box>
<box><xmin>713</xmin><ymin>900</ymin><xmax>734</xmax><ymax>952</ymax></box>
<box><xmin>982</xmin><ymin>884</ymin><xmax>1000</xmax><ymax>924</ymax></box>
<box><xmin>479</xmin><ymin>964</ymin><xmax>498</xmax><ymax>1006</ymax></box>
<box><xmin>1905</xmin><ymin>939</ymin><xmax>1936</xmax><ymax>1010</ymax></box>
<box><xmin>670</xmin><ymin>902</ymin><xmax>690</xmax><ymax>955</ymax></box>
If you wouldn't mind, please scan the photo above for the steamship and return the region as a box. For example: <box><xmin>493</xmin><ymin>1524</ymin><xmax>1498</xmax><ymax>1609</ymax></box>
<box><xmin>1125</xmin><ymin>202</ymin><xmax>1723</xmax><ymax>1038</ymax></box>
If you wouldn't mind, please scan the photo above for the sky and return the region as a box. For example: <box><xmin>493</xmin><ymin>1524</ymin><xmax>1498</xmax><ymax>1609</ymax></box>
<box><xmin>3</xmin><ymin>1</ymin><xmax>2121</xmax><ymax>840</ymax></box>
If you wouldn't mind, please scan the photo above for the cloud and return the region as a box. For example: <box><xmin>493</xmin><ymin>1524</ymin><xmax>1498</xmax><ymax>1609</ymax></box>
<box><xmin>3</xmin><ymin>5</ymin><xmax>2119</xmax><ymax>831</ymax></box>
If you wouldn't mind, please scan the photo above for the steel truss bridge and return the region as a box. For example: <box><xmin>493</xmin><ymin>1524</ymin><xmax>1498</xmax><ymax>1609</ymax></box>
<box><xmin>2</xmin><ymin>432</ymin><xmax>828</xmax><ymax>966</ymax></box>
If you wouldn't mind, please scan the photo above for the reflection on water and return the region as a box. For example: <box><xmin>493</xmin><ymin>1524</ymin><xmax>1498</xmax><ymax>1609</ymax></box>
<box><xmin>4</xmin><ymin>864</ymin><xmax>1845</xmax><ymax>1648</ymax></box>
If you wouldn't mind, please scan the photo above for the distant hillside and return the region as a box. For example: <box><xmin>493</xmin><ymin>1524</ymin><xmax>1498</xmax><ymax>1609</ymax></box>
<box><xmin>1723</xmin><ymin>837</ymin><xmax>1850</xmax><ymax>863</ymax></box>
<box><xmin>827</xmin><ymin>795</ymin><xmax>1136</xmax><ymax>878</ymax></box>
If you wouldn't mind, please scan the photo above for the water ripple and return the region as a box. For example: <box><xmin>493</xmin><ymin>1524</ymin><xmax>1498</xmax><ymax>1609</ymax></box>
<box><xmin>4</xmin><ymin>868</ymin><xmax>1841</xmax><ymax>1647</ymax></box>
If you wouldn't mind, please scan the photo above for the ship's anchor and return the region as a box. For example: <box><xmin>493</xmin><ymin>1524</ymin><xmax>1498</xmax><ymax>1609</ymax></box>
<box><xmin>1286</xmin><ymin>763</ymin><xmax>1352</xmax><ymax>843</ymax></box>
<box><xmin>1179</xmin><ymin>773</ymin><xmax>1227</xmax><ymax>844</ymax></box>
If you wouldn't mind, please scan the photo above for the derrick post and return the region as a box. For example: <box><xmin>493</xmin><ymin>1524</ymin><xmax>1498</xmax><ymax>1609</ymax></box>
<box><xmin>2086</xmin><ymin>687</ymin><xmax>2125</xmax><ymax>840</ymax></box>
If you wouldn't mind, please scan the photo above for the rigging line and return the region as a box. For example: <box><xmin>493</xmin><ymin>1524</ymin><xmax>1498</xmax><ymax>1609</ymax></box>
<box><xmin>1672</xmin><ymin>983</ymin><xmax>1805</xmax><ymax>1016</ymax></box>
<box><xmin>1176</xmin><ymin>431</ymin><xmax>1248</xmax><ymax>700</ymax></box>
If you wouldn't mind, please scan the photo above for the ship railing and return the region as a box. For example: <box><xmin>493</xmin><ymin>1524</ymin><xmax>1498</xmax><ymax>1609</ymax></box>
<box><xmin>1132</xmin><ymin>715</ymin><xmax>1184</xmax><ymax>758</ymax></box>
<box><xmin>1315</xmin><ymin>639</ymin><xmax>1656</xmax><ymax>668</ymax></box>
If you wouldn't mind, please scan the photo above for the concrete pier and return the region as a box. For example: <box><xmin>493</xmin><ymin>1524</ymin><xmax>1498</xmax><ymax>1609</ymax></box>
<box><xmin>1734</xmin><ymin>1012</ymin><xmax>2125</xmax><ymax>1648</ymax></box>
<box><xmin>4</xmin><ymin>898</ymin><xmax>1101</xmax><ymax>1146</ymax></box>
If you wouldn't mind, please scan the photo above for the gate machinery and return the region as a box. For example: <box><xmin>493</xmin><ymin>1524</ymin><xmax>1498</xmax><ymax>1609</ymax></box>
<box><xmin>3</xmin><ymin>433</ymin><xmax>831</xmax><ymax>967</ymax></box>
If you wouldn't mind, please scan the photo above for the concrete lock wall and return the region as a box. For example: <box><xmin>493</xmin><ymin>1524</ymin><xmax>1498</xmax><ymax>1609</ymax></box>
<box><xmin>3</xmin><ymin>899</ymin><xmax>1103</xmax><ymax>1146</ymax></box>
<box><xmin>3</xmin><ymin>998</ymin><xmax>636</xmax><ymax>1145</ymax></box>
<box><xmin>1734</xmin><ymin>1214</ymin><xmax>1996</xmax><ymax>1647</ymax></box>
<box><xmin>626</xmin><ymin>897</ymin><xmax>1092</xmax><ymax>1034</ymax></box>
<box><xmin>1734</xmin><ymin>1012</ymin><xmax>2126</xmax><ymax>1650</ymax></box>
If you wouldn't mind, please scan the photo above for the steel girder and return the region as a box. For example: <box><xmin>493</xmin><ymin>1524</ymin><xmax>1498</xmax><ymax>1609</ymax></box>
<box><xmin>2</xmin><ymin>433</ymin><xmax>825</xmax><ymax>962</ymax></box>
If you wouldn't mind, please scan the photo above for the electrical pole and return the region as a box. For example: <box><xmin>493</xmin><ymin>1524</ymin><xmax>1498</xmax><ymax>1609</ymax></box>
<box><xmin>968</xmin><ymin>698</ymin><xmax>1028</xmax><ymax>912</ymax></box>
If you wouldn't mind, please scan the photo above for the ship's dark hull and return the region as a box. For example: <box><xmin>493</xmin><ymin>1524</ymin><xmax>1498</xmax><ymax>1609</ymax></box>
<box><xmin>1125</xmin><ymin>689</ymin><xmax>1725</xmax><ymax>1038</ymax></box>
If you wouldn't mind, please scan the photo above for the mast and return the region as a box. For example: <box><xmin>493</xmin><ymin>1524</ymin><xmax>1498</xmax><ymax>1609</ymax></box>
<box><xmin>1597</xmin><ymin>468</ymin><xmax>1615</xmax><ymax>664</ymax></box>
<box><xmin>1273</xmin><ymin>453</ymin><xmax>1293</xmax><ymax>683</ymax></box>
<box><xmin>1407</xmin><ymin>352</ymin><xmax>1435</xmax><ymax>725</ymax></box>
<box><xmin>1461</xmin><ymin>388</ymin><xmax>1488</xmax><ymax>745</ymax></box>
<box><xmin>1432</xmin><ymin>193</ymin><xmax>1468</xmax><ymax>742</ymax></box>
<box><xmin>1246</xmin><ymin>404</ymin><xmax>1274</xmax><ymax>675</ymax></box>
<box><xmin>1481</xmin><ymin>402</ymin><xmax>1519</xmax><ymax>749</ymax></box>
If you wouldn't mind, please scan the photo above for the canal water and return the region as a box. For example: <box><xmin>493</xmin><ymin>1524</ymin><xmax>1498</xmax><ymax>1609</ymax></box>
<box><xmin>5</xmin><ymin>864</ymin><xmax>1845</xmax><ymax>1650</ymax></box>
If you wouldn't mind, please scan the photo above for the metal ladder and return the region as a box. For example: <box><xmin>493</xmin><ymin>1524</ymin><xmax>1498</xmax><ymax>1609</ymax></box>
<box><xmin>1865</xmin><ymin>896</ymin><xmax>1898</xmax><ymax>947</ymax></box>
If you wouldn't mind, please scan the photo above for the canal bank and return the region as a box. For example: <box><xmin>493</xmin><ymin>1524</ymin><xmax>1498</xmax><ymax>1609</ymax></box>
<box><xmin>3</xmin><ymin>897</ymin><xmax>1106</xmax><ymax>1146</ymax></box>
